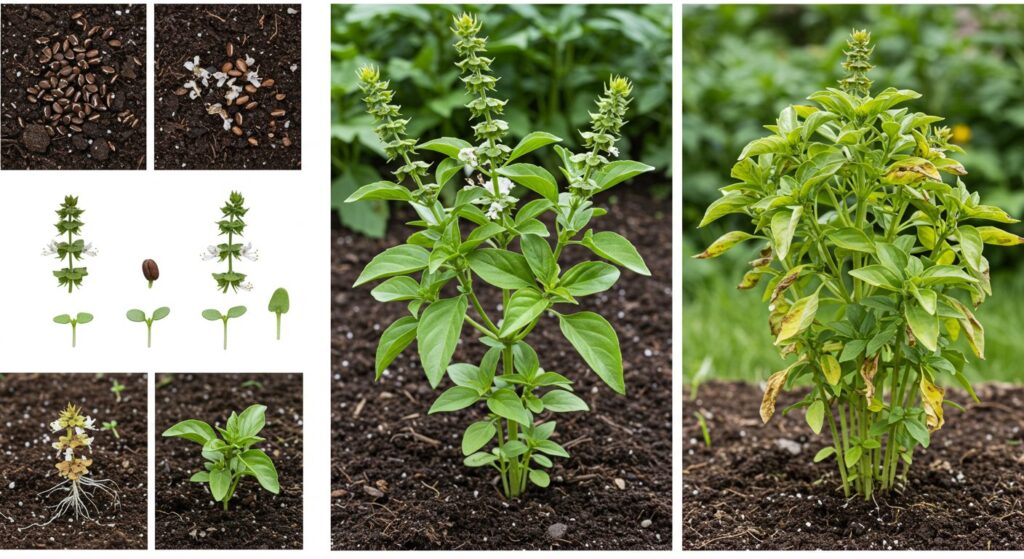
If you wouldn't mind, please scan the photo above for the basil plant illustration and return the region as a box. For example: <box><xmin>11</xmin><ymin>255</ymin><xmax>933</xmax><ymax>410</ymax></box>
<box><xmin>347</xmin><ymin>13</ymin><xmax>652</xmax><ymax>499</ymax></box>
<box><xmin>695</xmin><ymin>30</ymin><xmax>1022</xmax><ymax>499</ymax></box>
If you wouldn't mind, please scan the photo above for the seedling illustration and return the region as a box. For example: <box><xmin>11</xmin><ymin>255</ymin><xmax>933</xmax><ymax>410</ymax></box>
<box><xmin>162</xmin><ymin>404</ymin><xmax>280</xmax><ymax>511</ymax></box>
<box><xmin>126</xmin><ymin>307</ymin><xmax>171</xmax><ymax>348</ymax></box>
<box><xmin>202</xmin><ymin>306</ymin><xmax>247</xmax><ymax>350</ymax></box>
<box><xmin>53</xmin><ymin>312</ymin><xmax>93</xmax><ymax>348</ymax></box>
<box><xmin>268</xmin><ymin>287</ymin><xmax>290</xmax><ymax>340</ymax></box>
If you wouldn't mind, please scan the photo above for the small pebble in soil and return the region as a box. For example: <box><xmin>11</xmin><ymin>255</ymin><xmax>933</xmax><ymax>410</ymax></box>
<box><xmin>613</xmin><ymin>478</ymin><xmax>626</xmax><ymax>490</ymax></box>
<box><xmin>775</xmin><ymin>438</ymin><xmax>802</xmax><ymax>455</ymax></box>
<box><xmin>547</xmin><ymin>523</ymin><xmax>567</xmax><ymax>539</ymax></box>
<box><xmin>641</xmin><ymin>519</ymin><xmax>652</xmax><ymax>528</ymax></box>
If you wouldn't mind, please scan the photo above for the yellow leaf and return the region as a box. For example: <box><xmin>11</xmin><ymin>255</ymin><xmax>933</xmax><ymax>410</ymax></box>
<box><xmin>694</xmin><ymin>231</ymin><xmax>755</xmax><ymax>259</ymax></box>
<box><xmin>948</xmin><ymin>298</ymin><xmax>985</xmax><ymax>359</ymax></box>
<box><xmin>884</xmin><ymin>157</ymin><xmax>941</xmax><ymax>184</ymax></box>
<box><xmin>760</xmin><ymin>359</ymin><xmax>804</xmax><ymax>423</ymax></box>
<box><xmin>769</xmin><ymin>265</ymin><xmax>807</xmax><ymax>308</ymax></box>
<box><xmin>920</xmin><ymin>377</ymin><xmax>945</xmax><ymax>432</ymax></box>
<box><xmin>819</xmin><ymin>354</ymin><xmax>841</xmax><ymax>385</ymax></box>
<box><xmin>774</xmin><ymin>290</ymin><xmax>819</xmax><ymax>345</ymax></box>
<box><xmin>977</xmin><ymin>226</ymin><xmax>1024</xmax><ymax>246</ymax></box>
<box><xmin>860</xmin><ymin>355</ymin><xmax>879</xmax><ymax>401</ymax></box>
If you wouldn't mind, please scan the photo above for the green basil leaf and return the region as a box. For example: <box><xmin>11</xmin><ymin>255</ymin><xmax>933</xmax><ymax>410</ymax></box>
<box><xmin>267</xmin><ymin>289</ymin><xmax>289</xmax><ymax>313</ymax></box>
<box><xmin>592</xmin><ymin>160</ymin><xmax>654</xmax><ymax>193</ymax></box>
<box><xmin>541</xmin><ymin>390</ymin><xmax>590</xmax><ymax>413</ymax></box>
<box><xmin>189</xmin><ymin>471</ymin><xmax>210</xmax><ymax>483</ymax></box>
<box><xmin>417</xmin><ymin>297</ymin><xmax>468</xmax><ymax>388</ymax></box>
<box><xmin>498</xmin><ymin>163</ymin><xmax>558</xmax><ymax>203</ymax></box>
<box><xmin>371</xmin><ymin>276</ymin><xmax>421</xmax><ymax>302</ymax></box>
<box><xmin>162</xmin><ymin>419</ymin><xmax>216</xmax><ymax>444</ymax></box>
<box><xmin>560</xmin><ymin>261</ymin><xmax>620</xmax><ymax>296</ymax></box>
<box><xmin>417</xmin><ymin>136</ymin><xmax>471</xmax><ymax>159</ymax></box>
<box><xmin>152</xmin><ymin>307</ymin><xmax>171</xmax><ymax>321</ymax></box>
<box><xmin>126</xmin><ymin>309</ymin><xmax>146</xmax><ymax>322</ymax></box>
<box><xmin>905</xmin><ymin>301</ymin><xmax>939</xmax><ymax>352</ymax></box>
<box><xmin>581</xmin><ymin>230</ymin><xmax>650</xmax><ymax>276</ymax></box>
<box><xmin>354</xmin><ymin>244</ymin><xmax>430</xmax><ymax>287</ymax></box>
<box><xmin>464</xmin><ymin>452</ymin><xmax>498</xmax><ymax>467</ymax></box>
<box><xmin>201</xmin><ymin>309</ymin><xmax>222</xmax><ymax>321</ymax></box>
<box><xmin>375</xmin><ymin>316</ymin><xmax>418</xmax><ymax>379</ymax></box>
<box><xmin>487</xmin><ymin>388</ymin><xmax>532</xmax><ymax>425</ymax></box>
<box><xmin>806</xmin><ymin>400</ymin><xmax>825</xmax><ymax>434</ymax></box>
<box><xmin>209</xmin><ymin>467</ymin><xmax>232</xmax><ymax>501</ymax></box>
<box><xmin>239</xmin><ymin>449</ymin><xmax>280</xmax><ymax>494</ymax></box>
<box><xmin>558</xmin><ymin>311</ymin><xmax>624</xmax><ymax>394</ymax></box>
<box><xmin>345</xmin><ymin>181</ymin><xmax>413</xmax><ymax>203</ymax></box>
<box><xmin>506</xmin><ymin>131</ymin><xmax>562</xmax><ymax>164</ymax></box>
<box><xmin>236</xmin><ymin>404</ymin><xmax>267</xmax><ymax>439</ymax></box>
<box><xmin>461</xmin><ymin>421</ymin><xmax>496</xmax><ymax>456</ymax></box>
<box><xmin>227</xmin><ymin>306</ymin><xmax>247</xmax><ymax>318</ymax></box>
<box><xmin>827</xmin><ymin>227</ymin><xmax>875</xmax><ymax>253</ymax></box>
<box><xmin>499</xmin><ymin>289</ymin><xmax>549</xmax><ymax>337</ymax></box>
<box><xmin>428</xmin><ymin>386</ymin><xmax>480</xmax><ymax>413</ymax></box>
<box><xmin>529</xmin><ymin>469</ymin><xmax>551</xmax><ymax>488</ymax></box>
<box><xmin>520</xmin><ymin>234</ymin><xmax>558</xmax><ymax>284</ymax></box>
<box><xmin>467</xmin><ymin>249</ymin><xmax>535</xmax><ymax>289</ymax></box>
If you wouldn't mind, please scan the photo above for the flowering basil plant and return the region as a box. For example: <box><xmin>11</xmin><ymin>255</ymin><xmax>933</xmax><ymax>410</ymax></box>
<box><xmin>348</xmin><ymin>13</ymin><xmax>653</xmax><ymax>498</ymax></box>
<box><xmin>696</xmin><ymin>30</ymin><xmax>1022</xmax><ymax>499</ymax></box>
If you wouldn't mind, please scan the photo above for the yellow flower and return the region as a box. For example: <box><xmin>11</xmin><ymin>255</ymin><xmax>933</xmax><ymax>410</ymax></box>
<box><xmin>952</xmin><ymin>124</ymin><xmax>971</xmax><ymax>144</ymax></box>
<box><xmin>55</xmin><ymin>457</ymin><xmax>93</xmax><ymax>481</ymax></box>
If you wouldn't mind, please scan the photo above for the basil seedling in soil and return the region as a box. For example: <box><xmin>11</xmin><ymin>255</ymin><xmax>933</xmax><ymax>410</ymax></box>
<box><xmin>53</xmin><ymin>312</ymin><xmax>93</xmax><ymax>348</ymax></box>
<box><xmin>43</xmin><ymin>195</ymin><xmax>97</xmax><ymax>293</ymax></box>
<box><xmin>695</xmin><ymin>30</ymin><xmax>1023</xmax><ymax>500</ymax></box>
<box><xmin>142</xmin><ymin>259</ymin><xmax>160</xmax><ymax>288</ymax></box>
<box><xmin>22</xmin><ymin>403</ymin><xmax>119</xmax><ymax>528</ymax></box>
<box><xmin>268</xmin><ymin>287</ymin><xmax>289</xmax><ymax>340</ymax></box>
<box><xmin>202</xmin><ymin>191</ymin><xmax>257</xmax><ymax>293</ymax></box>
<box><xmin>126</xmin><ymin>307</ymin><xmax>170</xmax><ymax>348</ymax></box>
<box><xmin>349</xmin><ymin>13</ymin><xmax>653</xmax><ymax>499</ymax></box>
<box><xmin>110</xmin><ymin>379</ymin><xmax>125</xmax><ymax>402</ymax></box>
<box><xmin>202</xmin><ymin>306</ymin><xmax>246</xmax><ymax>350</ymax></box>
<box><xmin>161</xmin><ymin>404</ymin><xmax>280</xmax><ymax>511</ymax></box>
<box><xmin>101</xmin><ymin>420</ymin><xmax>120</xmax><ymax>439</ymax></box>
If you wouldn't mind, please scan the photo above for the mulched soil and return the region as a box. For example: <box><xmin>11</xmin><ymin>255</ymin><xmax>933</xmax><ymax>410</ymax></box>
<box><xmin>155</xmin><ymin>373</ymin><xmax>303</xmax><ymax>550</ymax></box>
<box><xmin>331</xmin><ymin>186</ymin><xmax>673</xmax><ymax>550</ymax></box>
<box><xmin>683</xmin><ymin>381</ymin><xmax>1024</xmax><ymax>550</ymax></box>
<box><xmin>1</xmin><ymin>4</ymin><xmax>146</xmax><ymax>170</ymax></box>
<box><xmin>0</xmin><ymin>373</ymin><xmax>147</xmax><ymax>549</ymax></box>
<box><xmin>154</xmin><ymin>4</ymin><xmax>301</xmax><ymax>170</ymax></box>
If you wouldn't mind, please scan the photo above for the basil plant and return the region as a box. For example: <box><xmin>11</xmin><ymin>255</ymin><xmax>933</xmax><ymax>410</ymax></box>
<box><xmin>347</xmin><ymin>13</ymin><xmax>652</xmax><ymax>499</ymax></box>
<box><xmin>696</xmin><ymin>30</ymin><xmax>1022</xmax><ymax>499</ymax></box>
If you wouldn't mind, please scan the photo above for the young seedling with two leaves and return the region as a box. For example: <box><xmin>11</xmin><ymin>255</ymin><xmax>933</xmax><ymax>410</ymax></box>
<box><xmin>268</xmin><ymin>288</ymin><xmax>290</xmax><ymax>340</ymax></box>
<box><xmin>695</xmin><ymin>30</ymin><xmax>1022</xmax><ymax>499</ymax></box>
<box><xmin>348</xmin><ymin>14</ymin><xmax>652</xmax><ymax>499</ymax></box>
<box><xmin>202</xmin><ymin>306</ymin><xmax>247</xmax><ymax>350</ymax></box>
<box><xmin>162</xmin><ymin>404</ymin><xmax>280</xmax><ymax>511</ymax></box>
<box><xmin>53</xmin><ymin>312</ymin><xmax>92</xmax><ymax>348</ymax></box>
<box><xmin>126</xmin><ymin>307</ymin><xmax>170</xmax><ymax>348</ymax></box>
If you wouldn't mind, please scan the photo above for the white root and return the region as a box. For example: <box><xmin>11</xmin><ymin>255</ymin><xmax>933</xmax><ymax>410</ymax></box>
<box><xmin>19</xmin><ymin>477</ymin><xmax>120</xmax><ymax>531</ymax></box>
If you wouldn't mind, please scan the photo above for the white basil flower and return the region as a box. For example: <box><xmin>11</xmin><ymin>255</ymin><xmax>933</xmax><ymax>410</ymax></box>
<box><xmin>64</xmin><ymin>448</ymin><xmax>73</xmax><ymax>462</ymax></box>
<box><xmin>201</xmin><ymin>245</ymin><xmax>220</xmax><ymax>261</ymax></box>
<box><xmin>82</xmin><ymin>416</ymin><xmax>96</xmax><ymax>430</ymax></box>
<box><xmin>41</xmin><ymin>240</ymin><xmax>59</xmax><ymax>256</ymax></box>
<box><xmin>240</xmin><ymin>282</ymin><xmax>254</xmax><ymax>292</ymax></box>
<box><xmin>49</xmin><ymin>419</ymin><xmax>63</xmax><ymax>433</ymax></box>
<box><xmin>240</xmin><ymin>242</ymin><xmax>259</xmax><ymax>262</ymax></box>
<box><xmin>246</xmin><ymin>71</ymin><xmax>262</xmax><ymax>88</ymax></box>
<box><xmin>82</xmin><ymin>242</ymin><xmax>98</xmax><ymax>258</ymax></box>
<box><xmin>608</xmin><ymin>145</ymin><xmax>619</xmax><ymax>157</ymax></box>
<box><xmin>458</xmin><ymin>147</ymin><xmax>478</xmax><ymax>169</ymax></box>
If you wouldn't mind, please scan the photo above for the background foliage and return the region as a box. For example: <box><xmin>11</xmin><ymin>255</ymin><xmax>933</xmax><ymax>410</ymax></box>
<box><xmin>684</xmin><ymin>5</ymin><xmax>1024</xmax><ymax>385</ymax></box>
<box><xmin>332</xmin><ymin>3</ymin><xmax>672</xmax><ymax>237</ymax></box>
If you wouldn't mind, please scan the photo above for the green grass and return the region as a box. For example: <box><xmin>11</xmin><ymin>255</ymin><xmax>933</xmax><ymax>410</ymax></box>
<box><xmin>684</xmin><ymin>240</ymin><xmax>1024</xmax><ymax>386</ymax></box>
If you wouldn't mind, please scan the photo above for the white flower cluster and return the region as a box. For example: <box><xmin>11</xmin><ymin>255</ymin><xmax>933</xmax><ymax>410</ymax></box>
<box><xmin>464</xmin><ymin>175</ymin><xmax>518</xmax><ymax>221</ymax></box>
<box><xmin>41</xmin><ymin>239</ymin><xmax>98</xmax><ymax>258</ymax></box>
<box><xmin>200</xmin><ymin>242</ymin><xmax>259</xmax><ymax>262</ymax></box>
<box><xmin>182</xmin><ymin>54</ymin><xmax>264</xmax><ymax>129</ymax></box>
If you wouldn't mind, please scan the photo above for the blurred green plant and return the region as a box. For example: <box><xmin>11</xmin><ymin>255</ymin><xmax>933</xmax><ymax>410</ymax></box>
<box><xmin>332</xmin><ymin>4</ymin><xmax>672</xmax><ymax>237</ymax></box>
<box><xmin>684</xmin><ymin>5</ymin><xmax>1024</xmax><ymax>268</ymax></box>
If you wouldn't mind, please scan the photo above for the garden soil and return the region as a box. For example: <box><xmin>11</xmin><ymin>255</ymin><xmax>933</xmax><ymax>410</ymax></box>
<box><xmin>683</xmin><ymin>381</ymin><xmax>1024</xmax><ymax>550</ymax></box>
<box><xmin>1</xmin><ymin>5</ymin><xmax>146</xmax><ymax>170</ymax></box>
<box><xmin>331</xmin><ymin>187</ymin><xmax>673</xmax><ymax>550</ymax></box>
<box><xmin>154</xmin><ymin>4</ymin><xmax>301</xmax><ymax>169</ymax></box>
<box><xmin>155</xmin><ymin>373</ymin><xmax>303</xmax><ymax>549</ymax></box>
<box><xmin>0</xmin><ymin>373</ymin><xmax>147</xmax><ymax>549</ymax></box>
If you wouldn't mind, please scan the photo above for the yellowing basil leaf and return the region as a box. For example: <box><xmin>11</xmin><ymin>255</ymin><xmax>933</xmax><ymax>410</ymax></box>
<box><xmin>771</xmin><ymin>207</ymin><xmax>802</xmax><ymax>260</ymax></box>
<box><xmin>920</xmin><ymin>377</ymin><xmax>945</xmax><ymax>432</ymax></box>
<box><xmin>828</xmin><ymin>227</ymin><xmax>875</xmax><ymax>253</ymax></box>
<box><xmin>904</xmin><ymin>301</ymin><xmax>938</xmax><ymax>352</ymax></box>
<box><xmin>976</xmin><ymin>226</ymin><xmax>1024</xmax><ymax>246</ymax></box>
<box><xmin>694</xmin><ymin>231</ymin><xmax>755</xmax><ymax>259</ymax></box>
<box><xmin>806</xmin><ymin>400</ymin><xmax>825</xmax><ymax>434</ymax></box>
<box><xmin>774</xmin><ymin>290</ymin><xmax>819</xmax><ymax>344</ymax></box>
<box><xmin>819</xmin><ymin>354</ymin><xmax>841</xmax><ymax>385</ymax></box>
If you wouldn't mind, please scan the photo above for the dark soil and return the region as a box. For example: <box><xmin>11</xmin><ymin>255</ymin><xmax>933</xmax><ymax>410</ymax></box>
<box><xmin>1</xmin><ymin>4</ymin><xmax>146</xmax><ymax>170</ymax></box>
<box><xmin>154</xmin><ymin>5</ymin><xmax>301</xmax><ymax>169</ymax></box>
<box><xmin>683</xmin><ymin>381</ymin><xmax>1024</xmax><ymax>550</ymax></box>
<box><xmin>330</xmin><ymin>187</ymin><xmax>673</xmax><ymax>550</ymax></box>
<box><xmin>0</xmin><ymin>373</ymin><xmax>147</xmax><ymax>549</ymax></box>
<box><xmin>155</xmin><ymin>373</ymin><xmax>303</xmax><ymax>549</ymax></box>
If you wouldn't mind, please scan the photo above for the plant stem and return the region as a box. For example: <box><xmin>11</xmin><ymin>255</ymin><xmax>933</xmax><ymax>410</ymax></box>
<box><xmin>222</xmin><ymin>318</ymin><xmax>228</xmax><ymax>350</ymax></box>
<box><xmin>827</xmin><ymin>403</ymin><xmax>851</xmax><ymax>498</ymax></box>
<box><xmin>147</xmin><ymin>322</ymin><xmax>153</xmax><ymax>348</ymax></box>
<box><xmin>71</xmin><ymin>322</ymin><xmax>77</xmax><ymax>348</ymax></box>
<box><xmin>276</xmin><ymin>313</ymin><xmax>281</xmax><ymax>340</ymax></box>
<box><xmin>502</xmin><ymin>345</ymin><xmax>522</xmax><ymax>497</ymax></box>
